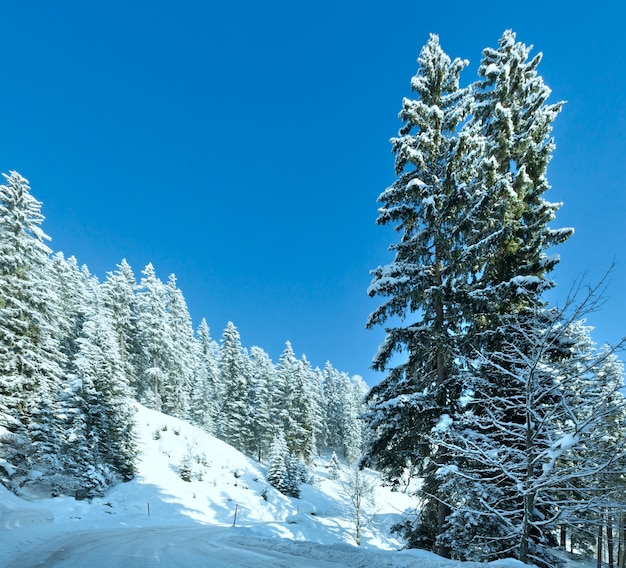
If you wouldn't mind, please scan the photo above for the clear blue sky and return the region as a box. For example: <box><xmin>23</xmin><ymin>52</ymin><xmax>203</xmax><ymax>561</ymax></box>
<box><xmin>1</xmin><ymin>1</ymin><xmax>624</xmax><ymax>384</ymax></box>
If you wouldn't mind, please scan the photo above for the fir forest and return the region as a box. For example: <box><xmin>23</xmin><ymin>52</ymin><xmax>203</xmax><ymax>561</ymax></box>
<box><xmin>1</xmin><ymin>30</ymin><xmax>625</xmax><ymax>568</ymax></box>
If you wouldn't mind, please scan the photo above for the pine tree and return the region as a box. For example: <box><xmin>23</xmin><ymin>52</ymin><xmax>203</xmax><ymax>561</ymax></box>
<box><xmin>247</xmin><ymin>346</ymin><xmax>275</xmax><ymax>461</ymax></box>
<box><xmin>102</xmin><ymin>259</ymin><xmax>141</xmax><ymax>395</ymax></box>
<box><xmin>49</xmin><ymin>253</ymin><xmax>88</xmax><ymax>365</ymax></box>
<box><xmin>344</xmin><ymin>375</ymin><xmax>368</xmax><ymax>464</ymax></box>
<box><xmin>363</xmin><ymin>34</ymin><xmax>478</xmax><ymax>555</ymax></box>
<box><xmin>65</xmin><ymin>301</ymin><xmax>136</xmax><ymax>495</ymax></box>
<box><xmin>266</xmin><ymin>429</ymin><xmax>290</xmax><ymax>495</ymax></box>
<box><xmin>135</xmin><ymin>264</ymin><xmax>170</xmax><ymax>411</ymax></box>
<box><xmin>432</xmin><ymin>31</ymin><xmax>575</xmax><ymax>565</ymax></box>
<box><xmin>275</xmin><ymin>342</ymin><xmax>305</xmax><ymax>453</ymax></box>
<box><xmin>323</xmin><ymin>364</ymin><xmax>367</xmax><ymax>463</ymax></box>
<box><xmin>329</xmin><ymin>450</ymin><xmax>341</xmax><ymax>480</ymax></box>
<box><xmin>189</xmin><ymin>319</ymin><xmax>220</xmax><ymax>434</ymax></box>
<box><xmin>292</xmin><ymin>355</ymin><xmax>322</xmax><ymax>463</ymax></box>
<box><xmin>471</xmin><ymin>29</ymin><xmax>572</xmax><ymax>308</ymax></box>
<box><xmin>163</xmin><ymin>274</ymin><xmax>194</xmax><ymax>419</ymax></box>
<box><xmin>0</xmin><ymin>172</ymin><xmax>65</xmax><ymax>492</ymax></box>
<box><xmin>218</xmin><ymin>322</ymin><xmax>250</xmax><ymax>451</ymax></box>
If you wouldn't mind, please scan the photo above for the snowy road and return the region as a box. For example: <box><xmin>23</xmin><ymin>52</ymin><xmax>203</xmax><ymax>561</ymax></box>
<box><xmin>3</xmin><ymin>525</ymin><xmax>428</xmax><ymax>568</ymax></box>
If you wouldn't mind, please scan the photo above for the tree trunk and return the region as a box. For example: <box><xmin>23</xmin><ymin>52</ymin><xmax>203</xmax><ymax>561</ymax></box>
<box><xmin>560</xmin><ymin>525</ymin><xmax>567</xmax><ymax>548</ymax></box>
<box><xmin>520</xmin><ymin>492</ymin><xmax>534</xmax><ymax>564</ymax></box>
<box><xmin>609</xmin><ymin>514</ymin><xmax>615</xmax><ymax>568</ymax></box>
<box><xmin>434</xmin><ymin>252</ymin><xmax>451</xmax><ymax>559</ymax></box>
<box><xmin>599</xmin><ymin>518</ymin><xmax>604</xmax><ymax>568</ymax></box>
<box><xmin>618</xmin><ymin>514</ymin><xmax>626</xmax><ymax>568</ymax></box>
<box><xmin>519</xmin><ymin>387</ymin><xmax>535</xmax><ymax>565</ymax></box>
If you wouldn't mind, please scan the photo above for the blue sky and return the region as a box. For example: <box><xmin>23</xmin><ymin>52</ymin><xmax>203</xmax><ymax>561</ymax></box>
<box><xmin>1</xmin><ymin>1</ymin><xmax>624</xmax><ymax>384</ymax></box>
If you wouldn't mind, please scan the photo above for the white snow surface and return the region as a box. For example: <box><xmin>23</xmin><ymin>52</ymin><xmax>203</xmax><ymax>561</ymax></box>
<box><xmin>0</xmin><ymin>404</ymin><xmax>542</xmax><ymax>567</ymax></box>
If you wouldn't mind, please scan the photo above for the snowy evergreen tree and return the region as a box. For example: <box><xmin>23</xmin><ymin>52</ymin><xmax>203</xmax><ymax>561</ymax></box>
<box><xmin>49</xmin><ymin>253</ymin><xmax>89</xmax><ymax>366</ymax></box>
<box><xmin>102</xmin><ymin>259</ymin><xmax>141</xmax><ymax>395</ymax></box>
<box><xmin>363</xmin><ymin>35</ymin><xmax>478</xmax><ymax>554</ymax></box>
<box><xmin>266</xmin><ymin>429</ymin><xmax>290</xmax><ymax>495</ymax></box>
<box><xmin>0</xmin><ymin>172</ymin><xmax>66</xmax><ymax>492</ymax></box>
<box><xmin>284</xmin><ymin>453</ymin><xmax>306</xmax><ymax>498</ymax></box>
<box><xmin>429</xmin><ymin>31</ymin><xmax>576</xmax><ymax>565</ymax></box>
<box><xmin>329</xmin><ymin>450</ymin><xmax>341</xmax><ymax>480</ymax></box>
<box><xmin>323</xmin><ymin>364</ymin><xmax>368</xmax><ymax>463</ymax></box>
<box><xmin>266</xmin><ymin>430</ymin><xmax>306</xmax><ymax>498</ymax></box>
<box><xmin>310</xmin><ymin>365</ymin><xmax>328</xmax><ymax>457</ymax></box>
<box><xmin>247</xmin><ymin>346</ymin><xmax>275</xmax><ymax>461</ymax></box>
<box><xmin>274</xmin><ymin>342</ymin><xmax>306</xmax><ymax>454</ymax></box>
<box><xmin>163</xmin><ymin>274</ymin><xmax>195</xmax><ymax>419</ymax></box>
<box><xmin>344</xmin><ymin>375</ymin><xmax>368</xmax><ymax>464</ymax></box>
<box><xmin>292</xmin><ymin>355</ymin><xmax>323</xmax><ymax>463</ymax></box>
<box><xmin>471</xmin><ymin>29</ymin><xmax>571</xmax><ymax>309</ymax></box>
<box><xmin>433</xmin><ymin>298</ymin><xmax>626</xmax><ymax>567</ymax></box>
<box><xmin>64</xmin><ymin>298</ymin><xmax>136</xmax><ymax>495</ymax></box>
<box><xmin>135</xmin><ymin>264</ymin><xmax>171</xmax><ymax>412</ymax></box>
<box><xmin>189</xmin><ymin>319</ymin><xmax>220</xmax><ymax>434</ymax></box>
<box><xmin>218</xmin><ymin>322</ymin><xmax>250</xmax><ymax>451</ymax></box>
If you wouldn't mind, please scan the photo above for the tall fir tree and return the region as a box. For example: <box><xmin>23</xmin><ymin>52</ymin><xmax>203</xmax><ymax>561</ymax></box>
<box><xmin>218</xmin><ymin>322</ymin><xmax>250</xmax><ymax>451</ymax></box>
<box><xmin>189</xmin><ymin>319</ymin><xmax>220</xmax><ymax>434</ymax></box>
<box><xmin>163</xmin><ymin>274</ymin><xmax>195</xmax><ymax>419</ymax></box>
<box><xmin>102</xmin><ymin>259</ymin><xmax>141</xmax><ymax>395</ymax></box>
<box><xmin>471</xmin><ymin>29</ymin><xmax>571</xmax><ymax>309</ymax></box>
<box><xmin>323</xmin><ymin>364</ymin><xmax>367</xmax><ymax>463</ymax></box>
<box><xmin>0</xmin><ymin>172</ymin><xmax>65</xmax><ymax>492</ymax></box>
<box><xmin>247</xmin><ymin>346</ymin><xmax>275</xmax><ymax>461</ymax></box>
<box><xmin>135</xmin><ymin>264</ymin><xmax>170</xmax><ymax>412</ymax></box>
<box><xmin>275</xmin><ymin>341</ymin><xmax>304</xmax><ymax>454</ymax></box>
<box><xmin>362</xmin><ymin>34</ymin><xmax>476</xmax><ymax>555</ymax></box>
<box><xmin>64</xmin><ymin>298</ymin><xmax>136</xmax><ymax>495</ymax></box>
<box><xmin>433</xmin><ymin>31</ymin><xmax>575</xmax><ymax>565</ymax></box>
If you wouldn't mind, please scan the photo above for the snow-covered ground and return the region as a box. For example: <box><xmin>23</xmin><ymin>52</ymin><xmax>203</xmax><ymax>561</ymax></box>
<box><xmin>0</xmin><ymin>404</ymin><xmax>575</xmax><ymax>567</ymax></box>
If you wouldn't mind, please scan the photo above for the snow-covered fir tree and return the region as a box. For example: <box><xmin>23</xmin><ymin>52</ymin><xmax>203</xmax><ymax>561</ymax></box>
<box><xmin>218</xmin><ymin>322</ymin><xmax>251</xmax><ymax>451</ymax></box>
<box><xmin>102</xmin><ymin>259</ymin><xmax>141</xmax><ymax>395</ymax></box>
<box><xmin>292</xmin><ymin>355</ymin><xmax>323</xmax><ymax>463</ymax></box>
<box><xmin>163</xmin><ymin>274</ymin><xmax>195</xmax><ymax>419</ymax></box>
<box><xmin>189</xmin><ymin>318</ymin><xmax>220</xmax><ymax>434</ymax></box>
<box><xmin>63</xmin><ymin>296</ymin><xmax>136</xmax><ymax>496</ymax></box>
<box><xmin>135</xmin><ymin>264</ymin><xmax>192</xmax><ymax>416</ymax></box>
<box><xmin>0</xmin><ymin>172</ymin><xmax>66</xmax><ymax>493</ymax></box>
<box><xmin>247</xmin><ymin>346</ymin><xmax>275</xmax><ymax>461</ymax></box>
<box><xmin>323</xmin><ymin>363</ymin><xmax>367</xmax><ymax>463</ymax></box>
<box><xmin>433</xmin><ymin>31</ymin><xmax>575</xmax><ymax>566</ymax></box>
<box><xmin>329</xmin><ymin>450</ymin><xmax>341</xmax><ymax>480</ymax></box>
<box><xmin>363</xmin><ymin>34</ymin><xmax>476</xmax><ymax>555</ymax></box>
<box><xmin>363</xmin><ymin>30</ymin><xmax>614</xmax><ymax>565</ymax></box>
<box><xmin>266</xmin><ymin>429</ymin><xmax>290</xmax><ymax>495</ymax></box>
<box><xmin>274</xmin><ymin>342</ymin><xmax>305</xmax><ymax>454</ymax></box>
<box><xmin>470</xmin><ymin>29</ymin><xmax>571</xmax><ymax>307</ymax></box>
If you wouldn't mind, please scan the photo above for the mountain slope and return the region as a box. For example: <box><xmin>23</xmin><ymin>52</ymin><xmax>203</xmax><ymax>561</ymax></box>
<box><xmin>0</xmin><ymin>403</ymin><xmax>529</xmax><ymax>567</ymax></box>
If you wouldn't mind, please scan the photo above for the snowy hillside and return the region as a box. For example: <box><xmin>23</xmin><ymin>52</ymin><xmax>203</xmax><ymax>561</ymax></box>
<box><xmin>0</xmin><ymin>404</ymin><xmax>533</xmax><ymax>567</ymax></box>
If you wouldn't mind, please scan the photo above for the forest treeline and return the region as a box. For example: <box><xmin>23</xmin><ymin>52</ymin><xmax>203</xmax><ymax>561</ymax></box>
<box><xmin>0</xmin><ymin>170</ymin><xmax>367</xmax><ymax>499</ymax></box>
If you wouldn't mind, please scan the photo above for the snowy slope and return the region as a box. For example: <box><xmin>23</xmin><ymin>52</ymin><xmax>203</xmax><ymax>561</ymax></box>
<box><xmin>0</xmin><ymin>404</ymin><xmax>539</xmax><ymax>567</ymax></box>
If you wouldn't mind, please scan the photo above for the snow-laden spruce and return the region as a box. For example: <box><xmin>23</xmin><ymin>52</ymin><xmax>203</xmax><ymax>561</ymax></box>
<box><xmin>363</xmin><ymin>30</ymin><xmax>624</xmax><ymax>568</ymax></box>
